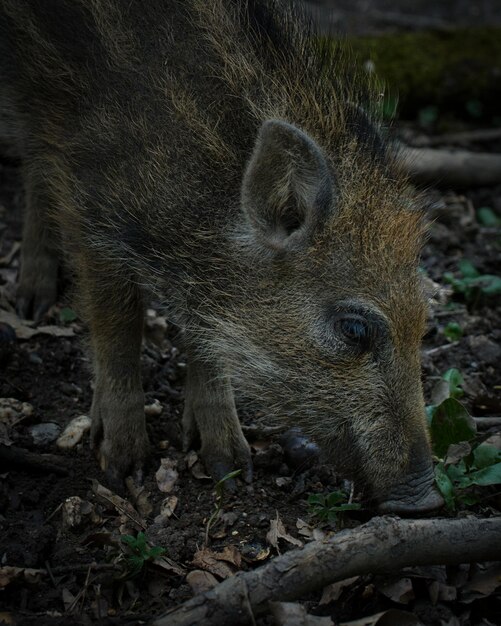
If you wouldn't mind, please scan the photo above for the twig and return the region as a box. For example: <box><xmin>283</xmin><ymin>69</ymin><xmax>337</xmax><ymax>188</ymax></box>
<box><xmin>424</xmin><ymin>343</ymin><xmax>457</xmax><ymax>356</ymax></box>
<box><xmin>0</xmin><ymin>444</ymin><xmax>68</xmax><ymax>475</ymax></box>
<box><xmin>151</xmin><ymin>516</ymin><xmax>501</xmax><ymax>626</ymax></box>
<box><xmin>411</xmin><ymin>128</ymin><xmax>501</xmax><ymax>148</ymax></box>
<box><xmin>397</xmin><ymin>145</ymin><xmax>501</xmax><ymax>188</ymax></box>
<box><xmin>473</xmin><ymin>417</ymin><xmax>501</xmax><ymax>430</ymax></box>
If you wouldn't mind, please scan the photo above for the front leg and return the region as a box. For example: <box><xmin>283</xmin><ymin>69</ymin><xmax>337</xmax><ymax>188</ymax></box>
<box><xmin>182</xmin><ymin>352</ymin><xmax>252</xmax><ymax>485</ymax></box>
<box><xmin>79</xmin><ymin>259</ymin><xmax>149</xmax><ymax>483</ymax></box>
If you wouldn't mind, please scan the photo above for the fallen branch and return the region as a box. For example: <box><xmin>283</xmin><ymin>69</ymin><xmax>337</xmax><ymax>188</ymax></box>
<box><xmin>0</xmin><ymin>444</ymin><xmax>68</xmax><ymax>475</ymax></box>
<box><xmin>398</xmin><ymin>146</ymin><xmax>501</xmax><ymax>187</ymax></box>
<box><xmin>411</xmin><ymin>128</ymin><xmax>501</xmax><ymax>148</ymax></box>
<box><xmin>152</xmin><ymin>516</ymin><xmax>501</xmax><ymax>626</ymax></box>
<box><xmin>473</xmin><ymin>416</ymin><xmax>501</xmax><ymax>430</ymax></box>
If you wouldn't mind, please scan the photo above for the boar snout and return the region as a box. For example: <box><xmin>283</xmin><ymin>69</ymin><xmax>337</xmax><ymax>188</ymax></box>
<box><xmin>377</xmin><ymin>445</ymin><xmax>444</xmax><ymax>515</ymax></box>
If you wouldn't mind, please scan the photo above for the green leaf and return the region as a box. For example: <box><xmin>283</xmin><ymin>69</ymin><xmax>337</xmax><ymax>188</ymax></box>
<box><xmin>59</xmin><ymin>307</ymin><xmax>78</xmax><ymax>323</ymax></box>
<box><xmin>477</xmin><ymin>207</ymin><xmax>501</xmax><ymax>227</ymax></box>
<box><xmin>458</xmin><ymin>259</ymin><xmax>479</xmax><ymax>279</ymax></box>
<box><xmin>121</xmin><ymin>535</ymin><xmax>137</xmax><ymax>545</ymax></box>
<box><xmin>434</xmin><ymin>463</ymin><xmax>455</xmax><ymax>510</ymax></box>
<box><xmin>147</xmin><ymin>546</ymin><xmax>166</xmax><ymax>559</ymax></box>
<box><xmin>442</xmin><ymin>368</ymin><xmax>464</xmax><ymax>399</ymax></box>
<box><xmin>472</xmin><ymin>443</ymin><xmax>501</xmax><ymax>469</ymax></box>
<box><xmin>443</xmin><ymin>322</ymin><xmax>463</xmax><ymax>342</ymax></box>
<box><xmin>418</xmin><ymin>105</ymin><xmax>439</xmax><ymax>126</ymax></box>
<box><xmin>430</xmin><ymin>398</ymin><xmax>476</xmax><ymax>458</ymax></box>
<box><xmin>463</xmin><ymin>462</ymin><xmax>501</xmax><ymax>487</ymax></box>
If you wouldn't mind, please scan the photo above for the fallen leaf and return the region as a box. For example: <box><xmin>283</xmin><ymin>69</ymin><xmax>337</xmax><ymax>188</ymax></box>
<box><xmin>192</xmin><ymin>546</ymin><xmax>241</xmax><ymax>579</ymax></box>
<box><xmin>62</xmin><ymin>496</ymin><xmax>99</xmax><ymax>529</ymax></box>
<box><xmin>125</xmin><ymin>477</ymin><xmax>153</xmax><ymax>517</ymax></box>
<box><xmin>186</xmin><ymin>569</ymin><xmax>218</xmax><ymax>594</ymax></box>
<box><xmin>266</xmin><ymin>510</ymin><xmax>303</xmax><ymax>553</ymax></box>
<box><xmin>0</xmin><ymin>566</ymin><xmax>43</xmax><ymax>588</ymax></box>
<box><xmin>0</xmin><ymin>310</ymin><xmax>74</xmax><ymax>339</ymax></box>
<box><xmin>444</xmin><ymin>442</ymin><xmax>471</xmax><ymax>466</ymax></box>
<box><xmin>56</xmin><ymin>415</ymin><xmax>91</xmax><ymax>449</ymax></box>
<box><xmin>376</xmin><ymin>577</ymin><xmax>414</xmax><ymax>604</ymax></box>
<box><xmin>91</xmin><ymin>480</ymin><xmax>144</xmax><ymax>530</ymax></box>
<box><xmin>320</xmin><ymin>576</ymin><xmax>360</xmax><ymax>604</ymax></box>
<box><xmin>185</xmin><ymin>450</ymin><xmax>198</xmax><ymax>468</ymax></box>
<box><xmin>61</xmin><ymin>588</ymin><xmax>76</xmax><ymax>612</ymax></box>
<box><xmin>149</xmin><ymin>555</ymin><xmax>185</xmax><ymax>577</ymax></box>
<box><xmin>154</xmin><ymin>495</ymin><xmax>178</xmax><ymax>524</ymax></box>
<box><xmin>0</xmin><ymin>398</ymin><xmax>33</xmax><ymax>424</ymax></box>
<box><xmin>461</xmin><ymin>564</ymin><xmax>501</xmax><ymax>601</ymax></box>
<box><xmin>155</xmin><ymin>458</ymin><xmax>178</xmax><ymax>493</ymax></box>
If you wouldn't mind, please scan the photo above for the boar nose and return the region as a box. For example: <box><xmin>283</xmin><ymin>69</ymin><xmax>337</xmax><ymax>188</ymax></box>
<box><xmin>377</xmin><ymin>449</ymin><xmax>444</xmax><ymax>516</ymax></box>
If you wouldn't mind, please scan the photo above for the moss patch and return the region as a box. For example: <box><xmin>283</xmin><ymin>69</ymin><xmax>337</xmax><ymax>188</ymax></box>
<box><xmin>330</xmin><ymin>28</ymin><xmax>501</xmax><ymax>123</ymax></box>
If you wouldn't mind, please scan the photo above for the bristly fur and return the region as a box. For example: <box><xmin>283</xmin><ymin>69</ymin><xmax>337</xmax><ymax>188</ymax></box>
<box><xmin>1</xmin><ymin>0</ymin><xmax>432</xmax><ymax>500</ymax></box>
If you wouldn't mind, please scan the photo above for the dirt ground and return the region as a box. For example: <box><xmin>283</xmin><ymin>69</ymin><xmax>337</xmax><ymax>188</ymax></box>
<box><xmin>0</xmin><ymin>4</ymin><xmax>501</xmax><ymax>624</ymax></box>
<box><xmin>0</xmin><ymin>121</ymin><xmax>500</xmax><ymax>625</ymax></box>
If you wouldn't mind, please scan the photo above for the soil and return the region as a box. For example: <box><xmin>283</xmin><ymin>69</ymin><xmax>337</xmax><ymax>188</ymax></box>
<box><xmin>0</xmin><ymin>6</ymin><xmax>500</xmax><ymax>625</ymax></box>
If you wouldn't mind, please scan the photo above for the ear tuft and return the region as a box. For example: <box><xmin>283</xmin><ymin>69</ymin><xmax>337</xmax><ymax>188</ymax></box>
<box><xmin>241</xmin><ymin>120</ymin><xmax>333</xmax><ymax>251</ymax></box>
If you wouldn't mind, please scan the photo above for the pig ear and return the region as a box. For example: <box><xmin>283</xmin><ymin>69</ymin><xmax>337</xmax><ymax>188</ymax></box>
<box><xmin>241</xmin><ymin>120</ymin><xmax>333</xmax><ymax>251</ymax></box>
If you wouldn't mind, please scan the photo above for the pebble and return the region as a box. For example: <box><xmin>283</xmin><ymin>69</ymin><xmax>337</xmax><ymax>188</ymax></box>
<box><xmin>29</xmin><ymin>422</ymin><xmax>61</xmax><ymax>445</ymax></box>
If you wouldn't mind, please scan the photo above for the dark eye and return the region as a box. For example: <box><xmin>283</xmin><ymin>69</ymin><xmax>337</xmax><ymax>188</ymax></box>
<box><xmin>335</xmin><ymin>315</ymin><xmax>372</xmax><ymax>349</ymax></box>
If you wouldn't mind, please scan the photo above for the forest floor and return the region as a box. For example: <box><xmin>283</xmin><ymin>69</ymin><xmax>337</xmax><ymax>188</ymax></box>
<box><xmin>0</xmin><ymin>120</ymin><xmax>500</xmax><ymax>626</ymax></box>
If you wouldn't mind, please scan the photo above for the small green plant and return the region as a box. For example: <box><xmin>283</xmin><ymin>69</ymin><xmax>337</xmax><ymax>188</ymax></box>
<box><xmin>443</xmin><ymin>321</ymin><xmax>463</xmax><ymax>342</ymax></box>
<box><xmin>120</xmin><ymin>532</ymin><xmax>166</xmax><ymax>578</ymax></box>
<box><xmin>205</xmin><ymin>469</ymin><xmax>241</xmax><ymax>544</ymax></box>
<box><xmin>428</xmin><ymin>369</ymin><xmax>501</xmax><ymax>510</ymax></box>
<box><xmin>307</xmin><ymin>490</ymin><xmax>361</xmax><ymax>526</ymax></box>
<box><xmin>476</xmin><ymin>206</ymin><xmax>501</xmax><ymax>227</ymax></box>
<box><xmin>444</xmin><ymin>259</ymin><xmax>501</xmax><ymax>306</ymax></box>
<box><xmin>59</xmin><ymin>307</ymin><xmax>78</xmax><ymax>323</ymax></box>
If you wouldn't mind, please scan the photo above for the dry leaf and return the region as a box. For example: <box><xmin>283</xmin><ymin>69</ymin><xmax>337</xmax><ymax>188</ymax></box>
<box><xmin>320</xmin><ymin>576</ymin><xmax>360</xmax><ymax>604</ymax></box>
<box><xmin>461</xmin><ymin>564</ymin><xmax>501</xmax><ymax>601</ymax></box>
<box><xmin>62</xmin><ymin>496</ymin><xmax>99</xmax><ymax>529</ymax></box>
<box><xmin>56</xmin><ymin>415</ymin><xmax>91</xmax><ymax>449</ymax></box>
<box><xmin>266</xmin><ymin>510</ymin><xmax>303</xmax><ymax>553</ymax></box>
<box><xmin>185</xmin><ymin>450</ymin><xmax>198</xmax><ymax>468</ymax></box>
<box><xmin>0</xmin><ymin>566</ymin><xmax>43</xmax><ymax>588</ymax></box>
<box><xmin>155</xmin><ymin>458</ymin><xmax>179</xmax><ymax>493</ymax></box>
<box><xmin>154</xmin><ymin>495</ymin><xmax>178</xmax><ymax>524</ymax></box>
<box><xmin>91</xmin><ymin>480</ymin><xmax>144</xmax><ymax>530</ymax></box>
<box><xmin>186</xmin><ymin>569</ymin><xmax>218</xmax><ymax>594</ymax></box>
<box><xmin>0</xmin><ymin>310</ymin><xmax>74</xmax><ymax>339</ymax></box>
<box><xmin>376</xmin><ymin>577</ymin><xmax>414</xmax><ymax>604</ymax></box>
<box><xmin>192</xmin><ymin>546</ymin><xmax>241</xmax><ymax>579</ymax></box>
<box><xmin>126</xmin><ymin>476</ymin><xmax>153</xmax><ymax>517</ymax></box>
<box><xmin>0</xmin><ymin>398</ymin><xmax>33</xmax><ymax>423</ymax></box>
<box><xmin>150</xmin><ymin>555</ymin><xmax>185</xmax><ymax>577</ymax></box>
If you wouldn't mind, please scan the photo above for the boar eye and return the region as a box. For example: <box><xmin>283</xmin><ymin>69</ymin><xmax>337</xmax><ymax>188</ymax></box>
<box><xmin>335</xmin><ymin>315</ymin><xmax>372</xmax><ymax>349</ymax></box>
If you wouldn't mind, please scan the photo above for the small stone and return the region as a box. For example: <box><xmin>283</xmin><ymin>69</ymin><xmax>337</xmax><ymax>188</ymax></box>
<box><xmin>468</xmin><ymin>335</ymin><xmax>501</xmax><ymax>366</ymax></box>
<box><xmin>29</xmin><ymin>422</ymin><xmax>61</xmax><ymax>445</ymax></box>
<box><xmin>145</xmin><ymin>399</ymin><xmax>163</xmax><ymax>416</ymax></box>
